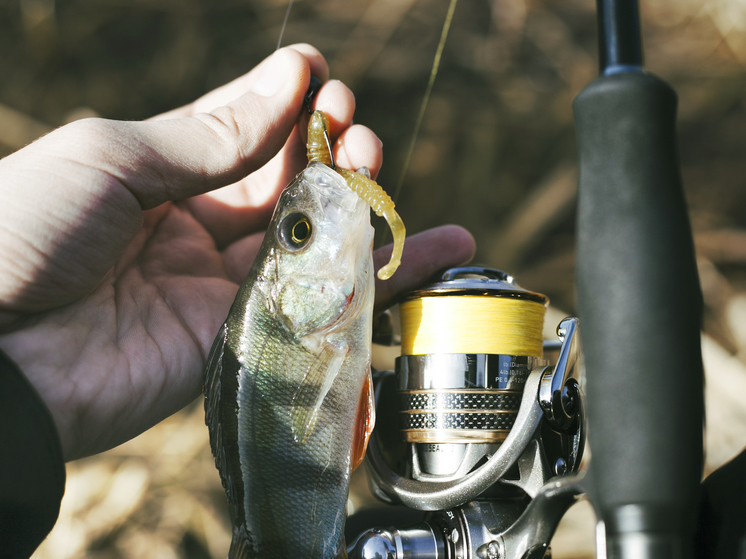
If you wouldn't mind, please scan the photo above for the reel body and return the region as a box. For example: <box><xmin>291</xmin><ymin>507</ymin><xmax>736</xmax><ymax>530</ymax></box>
<box><xmin>350</xmin><ymin>268</ymin><xmax>586</xmax><ymax>559</ymax></box>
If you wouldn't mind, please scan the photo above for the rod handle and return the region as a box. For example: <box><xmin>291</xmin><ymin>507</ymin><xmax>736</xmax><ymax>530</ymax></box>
<box><xmin>573</xmin><ymin>71</ymin><xmax>704</xmax><ymax>558</ymax></box>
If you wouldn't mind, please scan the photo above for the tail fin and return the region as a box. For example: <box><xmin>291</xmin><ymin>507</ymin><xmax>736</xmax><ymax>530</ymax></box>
<box><xmin>228</xmin><ymin>523</ymin><xmax>254</xmax><ymax>559</ymax></box>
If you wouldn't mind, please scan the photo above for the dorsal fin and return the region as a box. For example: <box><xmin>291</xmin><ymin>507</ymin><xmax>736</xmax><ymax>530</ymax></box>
<box><xmin>203</xmin><ymin>323</ymin><xmax>240</xmax><ymax>505</ymax></box>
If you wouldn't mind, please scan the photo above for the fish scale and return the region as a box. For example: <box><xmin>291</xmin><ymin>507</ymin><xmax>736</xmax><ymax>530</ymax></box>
<box><xmin>235</xmin><ymin>293</ymin><xmax>356</xmax><ymax>553</ymax></box>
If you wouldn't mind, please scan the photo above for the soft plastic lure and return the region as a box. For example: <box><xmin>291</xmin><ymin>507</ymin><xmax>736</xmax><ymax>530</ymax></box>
<box><xmin>307</xmin><ymin>110</ymin><xmax>405</xmax><ymax>280</ymax></box>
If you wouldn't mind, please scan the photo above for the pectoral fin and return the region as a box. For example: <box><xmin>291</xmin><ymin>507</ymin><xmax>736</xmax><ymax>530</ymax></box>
<box><xmin>291</xmin><ymin>339</ymin><xmax>348</xmax><ymax>442</ymax></box>
<box><xmin>352</xmin><ymin>369</ymin><xmax>376</xmax><ymax>471</ymax></box>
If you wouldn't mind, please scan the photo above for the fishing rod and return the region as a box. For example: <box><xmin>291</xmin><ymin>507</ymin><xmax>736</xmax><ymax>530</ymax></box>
<box><xmin>575</xmin><ymin>0</ymin><xmax>703</xmax><ymax>556</ymax></box>
<box><xmin>348</xmin><ymin>0</ymin><xmax>704</xmax><ymax>557</ymax></box>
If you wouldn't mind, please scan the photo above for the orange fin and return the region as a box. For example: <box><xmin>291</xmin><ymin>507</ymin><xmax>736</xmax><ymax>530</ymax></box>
<box><xmin>351</xmin><ymin>369</ymin><xmax>376</xmax><ymax>471</ymax></box>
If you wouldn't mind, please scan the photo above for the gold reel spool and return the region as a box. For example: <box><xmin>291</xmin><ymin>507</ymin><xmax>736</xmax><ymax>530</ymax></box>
<box><xmin>401</xmin><ymin>296</ymin><xmax>545</xmax><ymax>357</ymax></box>
<box><xmin>396</xmin><ymin>267</ymin><xmax>548</xmax><ymax>446</ymax></box>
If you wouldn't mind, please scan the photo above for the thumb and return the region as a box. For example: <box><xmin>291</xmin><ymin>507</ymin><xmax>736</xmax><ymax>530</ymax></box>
<box><xmin>0</xmin><ymin>47</ymin><xmax>311</xmax><ymax>314</ymax></box>
<box><xmin>59</xmin><ymin>47</ymin><xmax>312</xmax><ymax>210</ymax></box>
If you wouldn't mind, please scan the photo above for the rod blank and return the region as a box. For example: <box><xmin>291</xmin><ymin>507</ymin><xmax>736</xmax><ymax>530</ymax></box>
<box><xmin>596</xmin><ymin>0</ymin><xmax>644</xmax><ymax>74</ymax></box>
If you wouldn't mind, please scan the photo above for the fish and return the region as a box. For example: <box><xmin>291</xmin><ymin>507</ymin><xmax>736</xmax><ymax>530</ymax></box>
<box><xmin>203</xmin><ymin>156</ymin><xmax>381</xmax><ymax>558</ymax></box>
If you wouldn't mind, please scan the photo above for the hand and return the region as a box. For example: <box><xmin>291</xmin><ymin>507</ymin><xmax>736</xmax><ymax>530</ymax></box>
<box><xmin>0</xmin><ymin>45</ymin><xmax>475</xmax><ymax>461</ymax></box>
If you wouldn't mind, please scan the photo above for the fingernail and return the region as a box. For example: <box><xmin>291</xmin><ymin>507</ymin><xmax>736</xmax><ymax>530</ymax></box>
<box><xmin>251</xmin><ymin>50</ymin><xmax>292</xmax><ymax>97</ymax></box>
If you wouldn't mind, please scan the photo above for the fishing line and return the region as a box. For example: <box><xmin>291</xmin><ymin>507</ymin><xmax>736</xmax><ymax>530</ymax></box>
<box><xmin>400</xmin><ymin>295</ymin><xmax>545</xmax><ymax>356</ymax></box>
<box><xmin>277</xmin><ymin>0</ymin><xmax>295</xmax><ymax>50</ymax></box>
<box><xmin>278</xmin><ymin>0</ymin><xmax>459</xmax><ymax>250</ymax></box>
<box><xmin>382</xmin><ymin>0</ymin><xmax>460</xmax><ymax>247</ymax></box>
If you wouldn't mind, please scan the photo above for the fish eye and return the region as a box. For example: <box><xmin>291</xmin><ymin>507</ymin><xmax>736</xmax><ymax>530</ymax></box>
<box><xmin>278</xmin><ymin>212</ymin><xmax>313</xmax><ymax>251</ymax></box>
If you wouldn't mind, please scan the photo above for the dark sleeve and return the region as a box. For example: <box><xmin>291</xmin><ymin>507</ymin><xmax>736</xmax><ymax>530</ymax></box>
<box><xmin>0</xmin><ymin>350</ymin><xmax>66</xmax><ymax>559</ymax></box>
<box><xmin>695</xmin><ymin>448</ymin><xmax>746</xmax><ymax>558</ymax></box>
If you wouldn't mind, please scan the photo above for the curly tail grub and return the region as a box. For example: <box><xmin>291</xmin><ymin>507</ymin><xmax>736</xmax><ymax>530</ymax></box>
<box><xmin>306</xmin><ymin>110</ymin><xmax>406</xmax><ymax>280</ymax></box>
<box><xmin>336</xmin><ymin>168</ymin><xmax>405</xmax><ymax>280</ymax></box>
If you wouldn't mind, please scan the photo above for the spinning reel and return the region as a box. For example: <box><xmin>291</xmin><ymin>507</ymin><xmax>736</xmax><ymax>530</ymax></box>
<box><xmin>348</xmin><ymin>267</ymin><xmax>586</xmax><ymax>559</ymax></box>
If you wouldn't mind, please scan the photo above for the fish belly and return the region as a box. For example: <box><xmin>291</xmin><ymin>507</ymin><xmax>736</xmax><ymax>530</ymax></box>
<box><xmin>227</xmin><ymin>296</ymin><xmax>369</xmax><ymax>558</ymax></box>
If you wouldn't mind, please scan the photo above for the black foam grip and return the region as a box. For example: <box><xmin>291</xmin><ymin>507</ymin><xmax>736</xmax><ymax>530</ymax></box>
<box><xmin>573</xmin><ymin>72</ymin><xmax>704</xmax><ymax>557</ymax></box>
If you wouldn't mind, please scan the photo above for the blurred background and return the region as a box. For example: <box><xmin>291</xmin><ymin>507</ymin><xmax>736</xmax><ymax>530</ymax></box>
<box><xmin>1</xmin><ymin>0</ymin><xmax>746</xmax><ymax>556</ymax></box>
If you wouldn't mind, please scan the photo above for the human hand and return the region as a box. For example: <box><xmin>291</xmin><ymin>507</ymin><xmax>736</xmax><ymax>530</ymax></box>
<box><xmin>0</xmin><ymin>45</ymin><xmax>475</xmax><ymax>461</ymax></box>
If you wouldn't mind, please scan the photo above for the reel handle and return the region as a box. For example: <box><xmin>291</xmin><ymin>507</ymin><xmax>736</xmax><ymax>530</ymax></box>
<box><xmin>539</xmin><ymin>317</ymin><xmax>581</xmax><ymax>431</ymax></box>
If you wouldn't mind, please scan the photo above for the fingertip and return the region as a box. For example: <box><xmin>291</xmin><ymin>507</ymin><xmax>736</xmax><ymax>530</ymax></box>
<box><xmin>334</xmin><ymin>125</ymin><xmax>383</xmax><ymax>178</ymax></box>
<box><xmin>312</xmin><ymin>80</ymin><xmax>356</xmax><ymax>137</ymax></box>
<box><xmin>372</xmin><ymin>225</ymin><xmax>477</xmax><ymax>315</ymax></box>
<box><xmin>376</xmin><ymin>225</ymin><xmax>476</xmax><ymax>269</ymax></box>
<box><xmin>431</xmin><ymin>224</ymin><xmax>477</xmax><ymax>263</ymax></box>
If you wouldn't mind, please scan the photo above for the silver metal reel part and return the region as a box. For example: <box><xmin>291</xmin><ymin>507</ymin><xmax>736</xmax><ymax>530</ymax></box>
<box><xmin>351</xmin><ymin>317</ymin><xmax>586</xmax><ymax>559</ymax></box>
